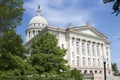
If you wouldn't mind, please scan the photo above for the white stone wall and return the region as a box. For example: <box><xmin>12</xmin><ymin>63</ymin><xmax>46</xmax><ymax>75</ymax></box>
<box><xmin>47</xmin><ymin>27</ymin><xmax>113</xmax><ymax>79</ymax></box>
<box><xmin>25</xmin><ymin>25</ymin><xmax>113</xmax><ymax>79</ymax></box>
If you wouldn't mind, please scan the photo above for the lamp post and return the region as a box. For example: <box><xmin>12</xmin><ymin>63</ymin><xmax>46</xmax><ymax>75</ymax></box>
<box><xmin>103</xmin><ymin>58</ymin><xmax>107</xmax><ymax>80</ymax></box>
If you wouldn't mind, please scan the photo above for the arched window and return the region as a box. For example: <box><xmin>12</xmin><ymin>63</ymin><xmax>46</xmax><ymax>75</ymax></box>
<box><xmin>95</xmin><ymin>70</ymin><xmax>97</xmax><ymax>74</ymax></box>
<box><xmin>99</xmin><ymin>71</ymin><xmax>102</xmax><ymax>74</ymax></box>
<box><xmin>33</xmin><ymin>30</ymin><xmax>35</xmax><ymax>35</ymax></box>
<box><xmin>38</xmin><ymin>30</ymin><xmax>40</xmax><ymax>33</ymax></box>
<box><xmin>84</xmin><ymin>70</ymin><xmax>87</xmax><ymax>74</ymax></box>
<box><xmin>29</xmin><ymin>31</ymin><xmax>30</xmax><ymax>37</ymax></box>
<box><xmin>90</xmin><ymin>70</ymin><xmax>93</xmax><ymax>74</ymax></box>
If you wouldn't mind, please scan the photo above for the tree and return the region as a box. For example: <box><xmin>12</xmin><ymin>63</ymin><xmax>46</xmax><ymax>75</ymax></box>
<box><xmin>112</xmin><ymin>63</ymin><xmax>120</xmax><ymax>76</ymax></box>
<box><xmin>0</xmin><ymin>0</ymin><xmax>30</xmax><ymax>79</ymax></box>
<box><xmin>103</xmin><ymin>0</ymin><xmax>120</xmax><ymax>16</ymax></box>
<box><xmin>28</xmin><ymin>32</ymin><xmax>70</xmax><ymax>78</ymax></box>
<box><xmin>71</xmin><ymin>69</ymin><xmax>82</xmax><ymax>80</ymax></box>
<box><xmin>0</xmin><ymin>29</ymin><xmax>30</xmax><ymax>79</ymax></box>
<box><xmin>0</xmin><ymin>0</ymin><xmax>24</xmax><ymax>32</ymax></box>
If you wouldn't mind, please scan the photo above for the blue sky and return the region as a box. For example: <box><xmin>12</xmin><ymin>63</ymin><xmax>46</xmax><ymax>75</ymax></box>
<box><xmin>17</xmin><ymin>0</ymin><xmax>120</xmax><ymax>69</ymax></box>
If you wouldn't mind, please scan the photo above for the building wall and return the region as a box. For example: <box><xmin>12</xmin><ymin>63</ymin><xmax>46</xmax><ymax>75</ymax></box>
<box><xmin>46</xmin><ymin>27</ymin><xmax>113</xmax><ymax>79</ymax></box>
<box><xmin>26</xmin><ymin>26</ymin><xmax>113</xmax><ymax>79</ymax></box>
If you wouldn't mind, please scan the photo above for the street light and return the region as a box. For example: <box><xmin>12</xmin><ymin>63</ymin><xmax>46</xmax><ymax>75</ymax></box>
<box><xmin>103</xmin><ymin>57</ymin><xmax>107</xmax><ymax>80</ymax></box>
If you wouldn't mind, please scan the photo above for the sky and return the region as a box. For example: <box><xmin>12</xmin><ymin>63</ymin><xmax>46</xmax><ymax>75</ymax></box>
<box><xmin>17</xmin><ymin>0</ymin><xmax>120</xmax><ymax>69</ymax></box>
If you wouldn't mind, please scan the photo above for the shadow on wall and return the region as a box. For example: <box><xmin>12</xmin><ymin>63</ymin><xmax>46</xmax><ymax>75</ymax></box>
<box><xmin>107</xmin><ymin>76</ymin><xmax>120</xmax><ymax>80</ymax></box>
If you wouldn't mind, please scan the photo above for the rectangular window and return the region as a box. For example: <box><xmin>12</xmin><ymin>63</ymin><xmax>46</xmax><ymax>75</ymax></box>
<box><xmin>98</xmin><ymin>59</ymin><xmax>99</xmax><ymax>66</ymax></box>
<box><xmin>77</xmin><ymin>57</ymin><xmax>80</xmax><ymax>66</ymax></box>
<box><xmin>83</xmin><ymin>57</ymin><xmax>85</xmax><ymax>66</ymax></box>
<box><xmin>93</xmin><ymin>58</ymin><xmax>95</xmax><ymax>66</ymax></box>
<box><xmin>87</xmin><ymin>44</ymin><xmax>90</xmax><ymax>56</ymax></box>
<box><xmin>92</xmin><ymin>45</ymin><xmax>95</xmax><ymax>56</ymax></box>
<box><xmin>72</xmin><ymin>52</ymin><xmax>74</xmax><ymax>58</ymax></box>
<box><xmin>106</xmin><ymin>52</ymin><xmax>108</xmax><ymax>56</ymax></box>
<box><xmin>82</xmin><ymin>43</ymin><xmax>85</xmax><ymax>55</ymax></box>
<box><xmin>97</xmin><ymin>46</ymin><xmax>99</xmax><ymax>56</ymax></box>
<box><xmin>29</xmin><ymin>31</ymin><xmax>30</xmax><ymax>37</ymax></box>
<box><xmin>88</xmin><ymin>58</ymin><xmax>90</xmax><ymax>66</ymax></box>
<box><xmin>107</xmin><ymin>64</ymin><xmax>109</xmax><ymax>68</ymax></box>
<box><xmin>76</xmin><ymin>42</ymin><xmax>79</xmax><ymax>54</ymax></box>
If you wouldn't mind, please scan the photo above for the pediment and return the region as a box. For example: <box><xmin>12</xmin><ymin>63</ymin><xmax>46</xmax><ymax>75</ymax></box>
<box><xmin>79</xmin><ymin>29</ymin><xmax>98</xmax><ymax>37</ymax></box>
<box><xmin>70</xmin><ymin>26</ymin><xmax>107</xmax><ymax>39</ymax></box>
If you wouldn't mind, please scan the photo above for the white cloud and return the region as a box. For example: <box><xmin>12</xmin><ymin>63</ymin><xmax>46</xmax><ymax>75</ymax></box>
<box><xmin>24</xmin><ymin>0</ymin><xmax>93</xmax><ymax>27</ymax></box>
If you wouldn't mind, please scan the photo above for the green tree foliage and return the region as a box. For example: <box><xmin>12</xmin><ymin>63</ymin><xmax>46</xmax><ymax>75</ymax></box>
<box><xmin>28</xmin><ymin>32</ymin><xmax>70</xmax><ymax>78</ymax></box>
<box><xmin>0</xmin><ymin>29</ymin><xmax>29</xmax><ymax>79</ymax></box>
<box><xmin>71</xmin><ymin>69</ymin><xmax>82</xmax><ymax>80</ymax></box>
<box><xmin>112</xmin><ymin>63</ymin><xmax>120</xmax><ymax>76</ymax></box>
<box><xmin>0</xmin><ymin>0</ymin><xmax>29</xmax><ymax>79</ymax></box>
<box><xmin>0</xmin><ymin>0</ymin><xmax>24</xmax><ymax>32</ymax></box>
<box><xmin>103</xmin><ymin>0</ymin><xmax>120</xmax><ymax>16</ymax></box>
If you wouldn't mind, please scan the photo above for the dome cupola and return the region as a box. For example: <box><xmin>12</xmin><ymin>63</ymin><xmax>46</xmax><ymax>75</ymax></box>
<box><xmin>28</xmin><ymin>5</ymin><xmax>48</xmax><ymax>29</ymax></box>
<box><xmin>26</xmin><ymin>5</ymin><xmax>48</xmax><ymax>42</ymax></box>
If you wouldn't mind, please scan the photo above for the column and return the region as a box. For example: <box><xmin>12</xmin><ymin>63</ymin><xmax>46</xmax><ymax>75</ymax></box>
<box><xmin>79</xmin><ymin>39</ymin><xmax>82</xmax><ymax>66</ymax></box>
<box><xmin>99</xmin><ymin>43</ymin><xmax>103</xmax><ymax>68</ymax></box>
<box><xmin>85</xmin><ymin>40</ymin><xmax>88</xmax><ymax>66</ymax></box>
<box><xmin>89</xmin><ymin>41</ymin><xmax>93</xmax><ymax>67</ymax></box>
<box><xmin>68</xmin><ymin>37</ymin><xmax>73</xmax><ymax>66</ymax></box>
<box><xmin>74</xmin><ymin>38</ymin><xmax>77</xmax><ymax>66</ymax></box>
<box><xmin>94</xmin><ymin>42</ymin><xmax>98</xmax><ymax>67</ymax></box>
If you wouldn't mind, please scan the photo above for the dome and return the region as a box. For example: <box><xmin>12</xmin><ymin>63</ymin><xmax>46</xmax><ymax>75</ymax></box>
<box><xmin>29</xmin><ymin>16</ymin><xmax>48</xmax><ymax>25</ymax></box>
<box><xmin>28</xmin><ymin>5</ymin><xmax>48</xmax><ymax>29</ymax></box>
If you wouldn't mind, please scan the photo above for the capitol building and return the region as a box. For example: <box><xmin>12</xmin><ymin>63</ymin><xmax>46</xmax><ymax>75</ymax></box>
<box><xmin>25</xmin><ymin>6</ymin><xmax>113</xmax><ymax>80</ymax></box>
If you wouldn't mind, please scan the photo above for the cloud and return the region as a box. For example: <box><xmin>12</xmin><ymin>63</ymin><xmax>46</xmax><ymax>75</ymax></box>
<box><xmin>24</xmin><ymin>0</ymin><xmax>94</xmax><ymax>27</ymax></box>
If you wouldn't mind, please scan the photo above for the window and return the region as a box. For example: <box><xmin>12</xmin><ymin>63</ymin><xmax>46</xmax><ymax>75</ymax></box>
<box><xmin>108</xmin><ymin>71</ymin><xmax>111</xmax><ymax>75</ymax></box>
<box><xmin>83</xmin><ymin>57</ymin><xmax>85</xmax><ymax>66</ymax></box>
<box><xmin>99</xmin><ymin>71</ymin><xmax>102</xmax><ymax>74</ymax></box>
<box><xmin>29</xmin><ymin>31</ymin><xmax>30</xmax><ymax>37</ymax></box>
<box><xmin>101</xmin><ymin>44</ymin><xmax>104</xmax><ymax>54</ymax></box>
<box><xmin>97</xmin><ymin>59</ymin><xmax>99</xmax><ymax>66</ymax></box>
<box><xmin>72</xmin><ymin>52</ymin><xmax>74</xmax><ymax>57</ymax></box>
<box><xmin>33</xmin><ymin>30</ymin><xmax>35</xmax><ymax>35</ymax></box>
<box><xmin>106</xmin><ymin>52</ymin><xmax>108</xmax><ymax>56</ymax></box>
<box><xmin>38</xmin><ymin>30</ymin><xmax>40</xmax><ymax>33</ymax></box>
<box><xmin>90</xmin><ymin>70</ymin><xmax>93</xmax><ymax>74</ymax></box>
<box><xmin>88</xmin><ymin>58</ymin><xmax>90</xmax><ymax>66</ymax></box>
<box><xmin>77</xmin><ymin>57</ymin><xmax>80</xmax><ymax>66</ymax></box>
<box><xmin>87</xmin><ymin>44</ymin><xmax>90</xmax><ymax>55</ymax></box>
<box><xmin>76</xmin><ymin>42</ymin><xmax>79</xmax><ymax>54</ymax></box>
<box><xmin>82</xmin><ymin>43</ymin><xmax>85</xmax><ymax>55</ymax></box>
<box><xmin>107</xmin><ymin>57</ymin><xmax>109</xmax><ymax>62</ymax></box>
<box><xmin>95</xmin><ymin>70</ymin><xmax>97</xmax><ymax>74</ymax></box>
<box><xmin>107</xmin><ymin>64</ymin><xmax>109</xmax><ymax>68</ymax></box>
<box><xmin>92</xmin><ymin>45</ymin><xmax>95</xmax><ymax>56</ymax></box>
<box><xmin>97</xmin><ymin>46</ymin><xmax>99</xmax><ymax>56</ymax></box>
<box><xmin>84</xmin><ymin>70</ymin><xmax>87</xmax><ymax>74</ymax></box>
<box><xmin>93</xmin><ymin>58</ymin><xmax>95</xmax><ymax>67</ymax></box>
